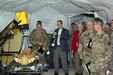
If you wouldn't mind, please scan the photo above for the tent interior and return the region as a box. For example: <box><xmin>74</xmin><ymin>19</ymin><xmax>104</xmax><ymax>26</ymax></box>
<box><xmin>0</xmin><ymin>0</ymin><xmax>113</xmax><ymax>33</ymax></box>
<box><xmin>0</xmin><ymin>0</ymin><xmax>113</xmax><ymax>74</ymax></box>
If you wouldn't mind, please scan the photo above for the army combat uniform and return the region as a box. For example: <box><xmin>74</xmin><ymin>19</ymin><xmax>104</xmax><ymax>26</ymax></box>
<box><xmin>110</xmin><ymin>29</ymin><xmax>113</xmax><ymax>73</ymax></box>
<box><xmin>80</xmin><ymin>30</ymin><xmax>95</xmax><ymax>75</ymax></box>
<box><xmin>69</xmin><ymin>30</ymin><xmax>74</xmax><ymax>44</ymax></box>
<box><xmin>91</xmin><ymin>31</ymin><xmax>112</xmax><ymax>75</ymax></box>
<box><xmin>104</xmin><ymin>29</ymin><xmax>112</xmax><ymax>38</ymax></box>
<box><xmin>73</xmin><ymin>31</ymin><xmax>84</xmax><ymax>74</ymax></box>
<box><xmin>29</xmin><ymin>28</ymin><xmax>49</xmax><ymax>62</ymax></box>
<box><xmin>68</xmin><ymin>30</ymin><xmax>74</xmax><ymax>67</ymax></box>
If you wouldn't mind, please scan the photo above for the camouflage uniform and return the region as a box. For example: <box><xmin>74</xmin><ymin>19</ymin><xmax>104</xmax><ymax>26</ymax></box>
<box><xmin>68</xmin><ymin>30</ymin><xmax>74</xmax><ymax>66</ymax></box>
<box><xmin>91</xmin><ymin>31</ymin><xmax>112</xmax><ymax>75</ymax></box>
<box><xmin>74</xmin><ymin>31</ymin><xmax>84</xmax><ymax>74</ymax></box>
<box><xmin>104</xmin><ymin>29</ymin><xmax>112</xmax><ymax>38</ymax></box>
<box><xmin>69</xmin><ymin>30</ymin><xmax>74</xmax><ymax>44</ymax></box>
<box><xmin>110</xmin><ymin>29</ymin><xmax>113</xmax><ymax>73</ymax></box>
<box><xmin>29</xmin><ymin>28</ymin><xmax>49</xmax><ymax>62</ymax></box>
<box><xmin>80</xmin><ymin>30</ymin><xmax>95</xmax><ymax>75</ymax></box>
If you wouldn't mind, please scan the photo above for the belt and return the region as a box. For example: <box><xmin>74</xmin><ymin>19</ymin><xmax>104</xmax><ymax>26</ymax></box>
<box><xmin>57</xmin><ymin>45</ymin><xmax>60</xmax><ymax>47</ymax></box>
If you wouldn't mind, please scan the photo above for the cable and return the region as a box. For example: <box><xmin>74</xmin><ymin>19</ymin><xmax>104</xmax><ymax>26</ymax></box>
<box><xmin>69</xmin><ymin>0</ymin><xmax>108</xmax><ymax>22</ymax></box>
<box><xmin>91</xmin><ymin>9</ymin><xmax>108</xmax><ymax>22</ymax></box>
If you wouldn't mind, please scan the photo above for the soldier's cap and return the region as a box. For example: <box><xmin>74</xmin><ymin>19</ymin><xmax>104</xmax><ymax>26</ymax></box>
<box><xmin>37</xmin><ymin>20</ymin><xmax>42</xmax><ymax>25</ymax></box>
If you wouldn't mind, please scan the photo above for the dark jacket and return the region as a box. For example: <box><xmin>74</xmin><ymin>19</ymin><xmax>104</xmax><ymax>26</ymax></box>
<box><xmin>53</xmin><ymin>28</ymin><xmax>69</xmax><ymax>51</ymax></box>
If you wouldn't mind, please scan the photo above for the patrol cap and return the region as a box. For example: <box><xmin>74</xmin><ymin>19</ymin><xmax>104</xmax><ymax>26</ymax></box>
<box><xmin>37</xmin><ymin>20</ymin><xmax>42</xmax><ymax>25</ymax></box>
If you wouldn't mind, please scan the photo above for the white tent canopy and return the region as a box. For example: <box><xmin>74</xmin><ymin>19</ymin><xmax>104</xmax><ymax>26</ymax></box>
<box><xmin>0</xmin><ymin>0</ymin><xmax>113</xmax><ymax>33</ymax></box>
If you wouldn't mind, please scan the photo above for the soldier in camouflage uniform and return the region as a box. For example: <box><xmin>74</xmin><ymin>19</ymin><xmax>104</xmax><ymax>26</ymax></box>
<box><xmin>69</xmin><ymin>23</ymin><xmax>77</xmax><ymax>67</ymax></box>
<box><xmin>110</xmin><ymin>20</ymin><xmax>113</xmax><ymax>74</ymax></box>
<box><xmin>91</xmin><ymin>18</ymin><xmax>112</xmax><ymax>75</ymax></box>
<box><xmin>29</xmin><ymin>21</ymin><xmax>49</xmax><ymax>62</ymax></box>
<box><xmin>71</xmin><ymin>23</ymin><xmax>84</xmax><ymax>75</ymax></box>
<box><xmin>80</xmin><ymin>20</ymin><xmax>95</xmax><ymax>75</ymax></box>
<box><xmin>104</xmin><ymin>23</ymin><xmax>112</xmax><ymax>37</ymax></box>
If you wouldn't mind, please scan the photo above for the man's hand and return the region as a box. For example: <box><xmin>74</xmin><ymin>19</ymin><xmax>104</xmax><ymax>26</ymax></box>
<box><xmin>79</xmin><ymin>53</ymin><xmax>83</xmax><ymax>59</ymax></box>
<box><xmin>39</xmin><ymin>43</ymin><xmax>42</xmax><ymax>45</ymax></box>
<box><xmin>42</xmin><ymin>47</ymin><xmax>46</xmax><ymax>50</ymax></box>
<box><xmin>53</xmin><ymin>32</ymin><xmax>57</xmax><ymax>36</ymax></box>
<box><xmin>71</xmin><ymin>50</ymin><xmax>74</xmax><ymax>54</ymax></box>
<box><xmin>103</xmin><ymin>63</ymin><xmax>109</xmax><ymax>69</ymax></box>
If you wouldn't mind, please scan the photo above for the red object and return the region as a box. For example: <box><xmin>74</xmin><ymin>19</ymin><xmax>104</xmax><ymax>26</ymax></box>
<box><xmin>71</xmin><ymin>30</ymin><xmax>79</xmax><ymax>54</ymax></box>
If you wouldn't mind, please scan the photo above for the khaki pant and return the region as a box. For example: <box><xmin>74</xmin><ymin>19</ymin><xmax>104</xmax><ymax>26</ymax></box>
<box><xmin>74</xmin><ymin>51</ymin><xmax>83</xmax><ymax>73</ymax></box>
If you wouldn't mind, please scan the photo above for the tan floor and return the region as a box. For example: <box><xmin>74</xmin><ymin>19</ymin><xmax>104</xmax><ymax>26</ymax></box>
<box><xmin>43</xmin><ymin>68</ymin><xmax>75</xmax><ymax>75</ymax></box>
<box><xmin>0</xmin><ymin>68</ymin><xmax>75</xmax><ymax>75</ymax></box>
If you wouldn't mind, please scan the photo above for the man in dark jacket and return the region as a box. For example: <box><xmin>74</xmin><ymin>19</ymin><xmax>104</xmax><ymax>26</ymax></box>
<box><xmin>53</xmin><ymin>20</ymin><xmax>69</xmax><ymax>75</ymax></box>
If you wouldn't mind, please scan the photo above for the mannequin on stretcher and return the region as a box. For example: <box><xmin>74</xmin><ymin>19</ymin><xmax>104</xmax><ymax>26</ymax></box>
<box><xmin>14</xmin><ymin>48</ymin><xmax>39</xmax><ymax>65</ymax></box>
